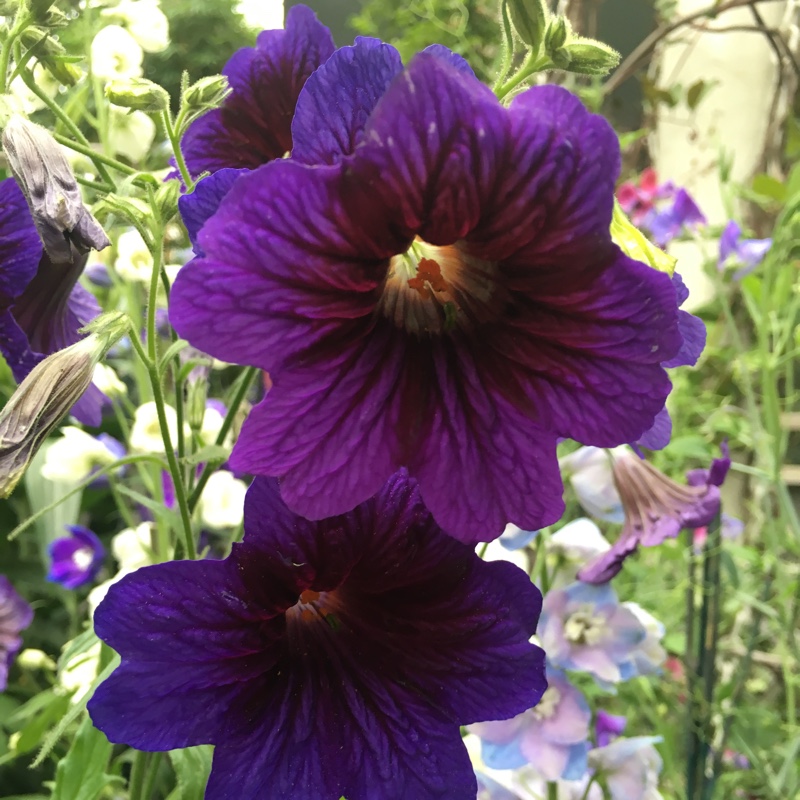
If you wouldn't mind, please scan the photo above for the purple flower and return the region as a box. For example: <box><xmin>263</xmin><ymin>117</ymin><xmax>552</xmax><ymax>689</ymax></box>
<box><xmin>644</xmin><ymin>188</ymin><xmax>706</xmax><ymax>247</ymax></box>
<box><xmin>181</xmin><ymin>5</ymin><xmax>335</xmax><ymax>178</ymax></box>
<box><xmin>718</xmin><ymin>220</ymin><xmax>771</xmax><ymax>279</ymax></box>
<box><xmin>47</xmin><ymin>525</ymin><xmax>105</xmax><ymax>589</ymax></box>
<box><xmin>0</xmin><ymin>575</ymin><xmax>33</xmax><ymax>691</ymax></box>
<box><xmin>0</xmin><ymin>178</ymin><xmax>107</xmax><ymax>426</ymax></box>
<box><xmin>588</xmin><ymin>736</ymin><xmax>664</xmax><ymax>800</ymax></box>
<box><xmin>171</xmin><ymin>44</ymin><xmax>683</xmax><ymax>543</ymax></box>
<box><xmin>88</xmin><ymin>471</ymin><xmax>546</xmax><ymax>800</ymax></box>
<box><xmin>578</xmin><ymin>445</ymin><xmax>731</xmax><ymax>584</ymax></box>
<box><xmin>471</xmin><ymin>667</ymin><xmax>591</xmax><ymax>781</ymax></box>
<box><xmin>595</xmin><ymin>710</ymin><xmax>627</xmax><ymax>747</ymax></box>
<box><xmin>616</xmin><ymin>168</ymin><xmax>675</xmax><ymax>226</ymax></box>
<box><xmin>538</xmin><ymin>582</ymin><xmax>647</xmax><ymax>685</ymax></box>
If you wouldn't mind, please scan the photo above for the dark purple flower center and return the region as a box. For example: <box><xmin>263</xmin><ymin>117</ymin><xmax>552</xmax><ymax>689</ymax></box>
<box><xmin>379</xmin><ymin>238</ymin><xmax>498</xmax><ymax>335</ymax></box>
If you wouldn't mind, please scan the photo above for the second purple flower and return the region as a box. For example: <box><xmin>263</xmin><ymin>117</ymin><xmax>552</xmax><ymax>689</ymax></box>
<box><xmin>171</xmin><ymin>44</ymin><xmax>683</xmax><ymax>542</ymax></box>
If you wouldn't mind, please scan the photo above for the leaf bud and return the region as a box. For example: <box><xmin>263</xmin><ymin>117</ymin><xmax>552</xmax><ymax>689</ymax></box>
<box><xmin>105</xmin><ymin>78</ymin><xmax>170</xmax><ymax>113</ymax></box>
<box><xmin>507</xmin><ymin>0</ymin><xmax>549</xmax><ymax>50</ymax></box>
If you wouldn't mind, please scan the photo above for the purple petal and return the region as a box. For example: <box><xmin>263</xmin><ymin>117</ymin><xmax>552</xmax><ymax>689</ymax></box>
<box><xmin>635</xmin><ymin>407</ymin><xmax>672</xmax><ymax>451</ymax></box>
<box><xmin>718</xmin><ymin>220</ymin><xmax>741</xmax><ymax>268</ymax></box>
<box><xmin>661</xmin><ymin>273</ymin><xmax>705</xmax><ymax>369</ymax></box>
<box><xmin>47</xmin><ymin>525</ymin><xmax>105</xmax><ymax>589</ymax></box>
<box><xmin>0</xmin><ymin>576</ymin><xmax>33</xmax><ymax>691</ymax></box>
<box><xmin>421</xmin><ymin>44</ymin><xmax>476</xmax><ymax>77</ymax></box>
<box><xmin>596</xmin><ymin>710</ymin><xmax>627</xmax><ymax>748</ymax></box>
<box><xmin>0</xmin><ymin>178</ymin><xmax>41</xmax><ymax>306</ymax></box>
<box><xmin>291</xmin><ymin>37</ymin><xmax>403</xmax><ymax>165</ymax></box>
<box><xmin>181</xmin><ymin>5</ymin><xmax>335</xmax><ymax>176</ymax></box>
<box><xmin>179</xmin><ymin>168</ymin><xmax>249</xmax><ymax>254</ymax></box>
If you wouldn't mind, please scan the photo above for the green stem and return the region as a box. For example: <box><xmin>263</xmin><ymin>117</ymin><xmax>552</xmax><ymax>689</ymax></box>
<box><xmin>685</xmin><ymin>526</ymin><xmax>700</xmax><ymax>800</ymax></box>
<box><xmin>492</xmin><ymin>0</ymin><xmax>516</xmax><ymax>90</ymax></box>
<box><xmin>547</xmin><ymin>781</ymin><xmax>558</xmax><ymax>800</ymax></box>
<box><xmin>140</xmin><ymin>751</ymin><xmax>163</xmax><ymax>800</ymax></box>
<box><xmin>128</xmin><ymin>751</ymin><xmax>149</xmax><ymax>800</ymax></box>
<box><xmin>128</xmin><ymin>331</ymin><xmax>197</xmax><ymax>561</ymax></box>
<box><xmin>51</xmin><ymin>132</ymin><xmax>137</xmax><ymax>176</ymax></box>
<box><xmin>495</xmin><ymin>52</ymin><xmax>551</xmax><ymax>100</ymax></box>
<box><xmin>16</xmin><ymin>67</ymin><xmax>116</xmax><ymax>188</ymax></box>
<box><xmin>188</xmin><ymin>366</ymin><xmax>259</xmax><ymax>512</ymax></box>
<box><xmin>161</xmin><ymin>108</ymin><xmax>194</xmax><ymax>189</ymax></box>
<box><xmin>579</xmin><ymin>776</ymin><xmax>597</xmax><ymax>800</ymax></box>
<box><xmin>0</xmin><ymin>11</ymin><xmax>30</xmax><ymax>93</ymax></box>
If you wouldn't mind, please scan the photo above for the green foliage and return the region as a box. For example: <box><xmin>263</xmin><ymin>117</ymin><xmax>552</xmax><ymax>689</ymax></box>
<box><xmin>350</xmin><ymin>0</ymin><xmax>501</xmax><ymax>82</ymax></box>
<box><xmin>143</xmin><ymin>0</ymin><xmax>254</xmax><ymax>105</ymax></box>
<box><xmin>166</xmin><ymin>746</ymin><xmax>214</xmax><ymax>800</ymax></box>
<box><xmin>51</xmin><ymin>716</ymin><xmax>117</xmax><ymax>800</ymax></box>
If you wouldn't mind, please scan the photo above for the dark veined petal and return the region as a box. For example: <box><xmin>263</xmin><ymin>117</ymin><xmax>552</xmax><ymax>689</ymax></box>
<box><xmin>181</xmin><ymin>5</ymin><xmax>335</xmax><ymax>176</ymax></box>
<box><xmin>89</xmin><ymin>474</ymin><xmax>545</xmax><ymax>799</ymax></box>
<box><xmin>291</xmin><ymin>37</ymin><xmax>403</xmax><ymax>165</ymax></box>
<box><xmin>0</xmin><ymin>178</ymin><xmax>41</xmax><ymax>307</ymax></box>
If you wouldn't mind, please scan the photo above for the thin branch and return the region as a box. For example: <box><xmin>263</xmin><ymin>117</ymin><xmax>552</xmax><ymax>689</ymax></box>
<box><xmin>602</xmin><ymin>0</ymin><xmax>787</xmax><ymax>95</ymax></box>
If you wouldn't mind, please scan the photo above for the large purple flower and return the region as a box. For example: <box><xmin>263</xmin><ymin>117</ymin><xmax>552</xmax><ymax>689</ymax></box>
<box><xmin>88</xmin><ymin>472</ymin><xmax>546</xmax><ymax>800</ymax></box>
<box><xmin>578</xmin><ymin>445</ymin><xmax>731</xmax><ymax>584</ymax></box>
<box><xmin>180</xmin><ymin>5</ymin><xmax>335</xmax><ymax>178</ymax></box>
<box><xmin>0</xmin><ymin>178</ymin><xmax>106</xmax><ymax>425</ymax></box>
<box><xmin>0</xmin><ymin>575</ymin><xmax>33</xmax><ymax>691</ymax></box>
<box><xmin>171</xmin><ymin>44</ymin><xmax>683</xmax><ymax>542</ymax></box>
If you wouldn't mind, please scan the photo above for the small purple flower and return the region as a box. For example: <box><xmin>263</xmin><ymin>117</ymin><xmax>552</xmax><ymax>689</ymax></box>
<box><xmin>0</xmin><ymin>178</ymin><xmax>107</xmax><ymax>426</ymax></box>
<box><xmin>180</xmin><ymin>5</ymin><xmax>335</xmax><ymax>178</ymax></box>
<box><xmin>88</xmin><ymin>471</ymin><xmax>546</xmax><ymax>800</ymax></box>
<box><xmin>588</xmin><ymin>736</ymin><xmax>664</xmax><ymax>800</ymax></box>
<box><xmin>0</xmin><ymin>575</ymin><xmax>33</xmax><ymax>691</ymax></box>
<box><xmin>595</xmin><ymin>710</ymin><xmax>627</xmax><ymax>747</ymax></box>
<box><xmin>171</xmin><ymin>42</ymin><xmax>683</xmax><ymax>543</ymax></box>
<box><xmin>644</xmin><ymin>188</ymin><xmax>706</xmax><ymax>247</ymax></box>
<box><xmin>47</xmin><ymin>525</ymin><xmax>105</xmax><ymax>589</ymax></box>
<box><xmin>578</xmin><ymin>445</ymin><xmax>731</xmax><ymax>584</ymax></box>
<box><xmin>538</xmin><ymin>582</ymin><xmax>647</xmax><ymax>685</ymax></box>
<box><xmin>472</xmin><ymin>667</ymin><xmax>591</xmax><ymax>781</ymax></box>
<box><xmin>718</xmin><ymin>220</ymin><xmax>771</xmax><ymax>279</ymax></box>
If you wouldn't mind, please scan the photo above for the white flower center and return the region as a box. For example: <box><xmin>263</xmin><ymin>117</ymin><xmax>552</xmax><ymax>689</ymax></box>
<box><xmin>379</xmin><ymin>238</ymin><xmax>498</xmax><ymax>335</ymax></box>
<box><xmin>530</xmin><ymin>685</ymin><xmax>562</xmax><ymax>720</ymax></box>
<box><xmin>564</xmin><ymin>606</ymin><xmax>608</xmax><ymax>646</ymax></box>
<box><xmin>72</xmin><ymin>547</ymin><xmax>94</xmax><ymax>572</ymax></box>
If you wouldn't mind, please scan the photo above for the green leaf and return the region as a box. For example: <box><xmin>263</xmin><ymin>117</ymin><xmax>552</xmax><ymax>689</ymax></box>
<box><xmin>51</xmin><ymin>716</ymin><xmax>116</xmax><ymax>800</ymax></box>
<box><xmin>686</xmin><ymin>79</ymin><xmax>716</xmax><ymax>110</ymax></box>
<box><xmin>166</xmin><ymin>746</ymin><xmax>213</xmax><ymax>800</ymax></box>
<box><xmin>751</xmin><ymin>173</ymin><xmax>787</xmax><ymax>203</ymax></box>
<box><xmin>183</xmin><ymin>444</ymin><xmax>230</xmax><ymax>466</ymax></box>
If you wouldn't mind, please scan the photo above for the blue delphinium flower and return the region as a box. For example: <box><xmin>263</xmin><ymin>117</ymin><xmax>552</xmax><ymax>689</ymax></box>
<box><xmin>88</xmin><ymin>471</ymin><xmax>546</xmax><ymax>800</ymax></box>
<box><xmin>538</xmin><ymin>582</ymin><xmax>647</xmax><ymax>686</ymax></box>
<box><xmin>171</xmin><ymin>39</ymin><xmax>685</xmax><ymax>543</ymax></box>
<box><xmin>718</xmin><ymin>220</ymin><xmax>771</xmax><ymax>279</ymax></box>
<box><xmin>471</xmin><ymin>666</ymin><xmax>592</xmax><ymax>782</ymax></box>
<box><xmin>588</xmin><ymin>736</ymin><xmax>664</xmax><ymax>800</ymax></box>
<box><xmin>47</xmin><ymin>525</ymin><xmax>105</xmax><ymax>589</ymax></box>
<box><xmin>0</xmin><ymin>177</ymin><xmax>107</xmax><ymax>425</ymax></box>
<box><xmin>0</xmin><ymin>575</ymin><xmax>33</xmax><ymax>691</ymax></box>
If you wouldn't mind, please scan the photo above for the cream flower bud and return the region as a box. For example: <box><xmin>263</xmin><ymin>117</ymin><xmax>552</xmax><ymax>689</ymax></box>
<box><xmin>114</xmin><ymin>228</ymin><xmax>153</xmax><ymax>283</ymax></box>
<box><xmin>130</xmin><ymin>401</ymin><xmax>178</xmax><ymax>453</ymax></box>
<box><xmin>40</xmin><ymin>426</ymin><xmax>118</xmax><ymax>482</ymax></box>
<box><xmin>91</xmin><ymin>25</ymin><xmax>143</xmax><ymax>81</ymax></box>
<box><xmin>197</xmin><ymin>471</ymin><xmax>247</xmax><ymax>530</ymax></box>
<box><xmin>92</xmin><ymin>363</ymin><xmax>126</xmax><ymax>397</ymax></box>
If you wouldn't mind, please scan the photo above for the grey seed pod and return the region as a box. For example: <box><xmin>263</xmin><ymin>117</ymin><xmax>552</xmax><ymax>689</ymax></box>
<box><xmin>1</xmin><ymin>116</ymin><xmax>110</xmax><ymax>263</ymax></box>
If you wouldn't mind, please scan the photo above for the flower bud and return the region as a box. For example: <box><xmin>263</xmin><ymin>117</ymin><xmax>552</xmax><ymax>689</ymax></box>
<box><xmin>17</xmin><ymin>648</ymin><xmax>57</xmax><ymax>671</ymax></box>
<box><xmin>105</xmin><ymin>77</ymin><xmax>170</xmax><ymax>113</ymax></box>
<box><xmin>182</xmin><ymin>74</ymin><xmax>231</xmax><ymax>113</ymax></box>
<box><xmin>155</xmin><ymin>178</ymin><xmax>180</xmax><ymax>222</ymax></box>
<box><xmin>0</xmin><ymin>333</ymin><xmax>116</xmax><ymax>498</ymax></box>
<box><xmin>2</xmin><ymin>116</ymin><xmax>110</xmax><ymax>263</ymax></box>
<box><xmin>559</xmin><ymin>38</ymin><xmax>620</xmax><ymax>76</ymax></box>
<box><xmin>18</xmin><ymin>28</ymin><xmax>81</xmax><ymax>86</ymax></box>
<box><xmin>507</xmin><ymin>0</ymin><xmax>549</xmax><ymax>49</ymax></box>
<box><xmin>544</xmin><ymin>16</ymin><xmax>568</xmax><ymax>53</ymax></box>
